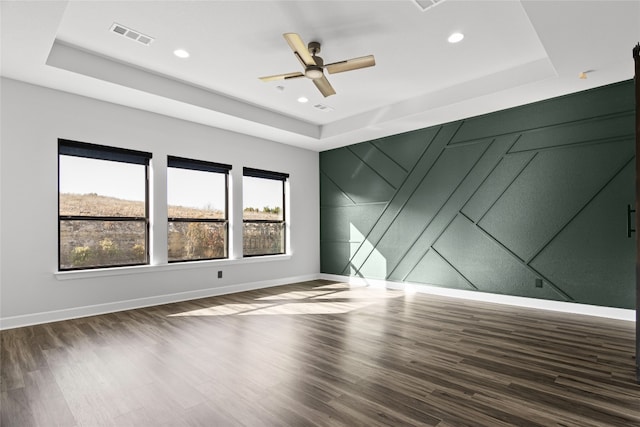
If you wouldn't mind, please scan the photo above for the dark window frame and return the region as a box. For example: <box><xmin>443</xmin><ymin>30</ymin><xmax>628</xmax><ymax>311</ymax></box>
<box><xmin>58</xmin><ymin>139</ymin><xmax>152</xmax><ymax>271</ymax></box>
<box><xmin>242</xmin><ymin>167</ymin><xmax>289</xmax><ymax>257</ymax></box>
<box><xmin>167</xmin><ymin>156</ymin><xmax>232</xmax><ymax>263</ymax></box>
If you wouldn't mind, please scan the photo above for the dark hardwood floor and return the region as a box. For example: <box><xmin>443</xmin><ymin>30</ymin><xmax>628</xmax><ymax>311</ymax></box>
<box><xmin>1</xmin><ymin>280</ymin><xmax>638</xmax><ymax>426</ymax></box>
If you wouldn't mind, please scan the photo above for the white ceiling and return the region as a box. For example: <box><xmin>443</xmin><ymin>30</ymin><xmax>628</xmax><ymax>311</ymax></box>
<box><xmin>1</xmin><ymin>1</ymin><xmax>639</xmax><ymax>151</ymax></box>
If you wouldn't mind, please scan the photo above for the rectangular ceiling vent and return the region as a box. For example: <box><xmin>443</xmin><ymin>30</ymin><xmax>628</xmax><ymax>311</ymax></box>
<box><xmin>412</xmin><ymin>0</ymin><xmax>448</xmax><ymax>12</ymax></box>
<box><xmin>110</xmin><ymin>23</ymin><xmax>154</xmax><ymax>46</ymax></box>
<box><xmin>313</xmin><ymin>104</ymin><xmax>334</xmax><ymax>112</ymax></box>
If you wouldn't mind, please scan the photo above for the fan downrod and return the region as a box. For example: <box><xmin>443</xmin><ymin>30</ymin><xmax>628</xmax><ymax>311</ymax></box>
<box><xmin>305</xmin><ymin>41</ymin><xmax>324</xmax><ymax>79</ymax></box>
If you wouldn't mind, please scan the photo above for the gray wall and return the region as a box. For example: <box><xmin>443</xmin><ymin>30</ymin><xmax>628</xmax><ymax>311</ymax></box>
<box><xmin>320</xmin><ymin>80</ymin><xmax>635</xmax><ymax>309</ymax></box>
<box><xmin>0</xmin><ymin>78</ymin><xmax>320</xmax><ymax>327</ymax></box>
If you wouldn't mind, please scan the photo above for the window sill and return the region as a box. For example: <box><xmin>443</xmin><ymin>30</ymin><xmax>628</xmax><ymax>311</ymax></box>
<box><xmin>54</xmin><ymin>254</ymin><xmax>292</xmax><ymax>281</ymax></box>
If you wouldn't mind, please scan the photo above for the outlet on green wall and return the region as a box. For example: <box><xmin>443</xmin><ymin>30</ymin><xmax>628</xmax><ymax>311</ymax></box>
<box><xmin>320</xmin><ymin>80</ymin><xmax>636</xmax><ymax>309</ymax></box>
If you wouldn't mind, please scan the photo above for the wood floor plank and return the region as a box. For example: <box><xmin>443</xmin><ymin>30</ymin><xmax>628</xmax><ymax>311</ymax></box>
<box><xmin>23</xmin><ymin>368</ymin><xmax>76</xmax><ymax>427</ymax></box>
<box><xmin>1</xmin><ymin>279</ymin><xmax>638</xmax><ymax>426</ymax></box>
<box><xmin>1</xmin><ymin>388</ymin><xmax>36</xmax><ymax>427</ymax></box>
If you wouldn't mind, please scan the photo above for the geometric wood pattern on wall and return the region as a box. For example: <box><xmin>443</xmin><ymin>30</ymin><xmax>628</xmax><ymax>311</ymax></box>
<box><xmin>320</xmin><ymin>81</ymin><xmax>636</xmax><ymax>309</ymax></box>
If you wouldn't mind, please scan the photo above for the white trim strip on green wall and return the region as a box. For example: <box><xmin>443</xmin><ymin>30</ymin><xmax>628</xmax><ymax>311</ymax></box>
<box><xmin>320</xmin><ymin>274</ymin><xmax>635</xmax><ymax>322</ymax></box>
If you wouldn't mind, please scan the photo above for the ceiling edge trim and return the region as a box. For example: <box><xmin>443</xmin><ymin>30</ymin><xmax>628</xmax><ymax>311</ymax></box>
<box><xmin>46</xmin><ymin>39</ymin><xmax>321</xmax><ymax>140</ymax></box>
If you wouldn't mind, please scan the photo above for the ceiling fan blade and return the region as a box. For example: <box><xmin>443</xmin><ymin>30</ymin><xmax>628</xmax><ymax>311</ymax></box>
<box><xmin>259</xmin><ymin>72</ymin><xmax>304</xmax><ymax>82</ymax></box>
<box><xmin>326</xmin><ymin>55</ymin><xmax>375</xmax><ymax>74</ymax></box>
<box><xmin>283</xmin><ymin>33</ymin><xmax>316</xmax><ymax>67</ymax></box>
<box><xmin>313</xmin><ymin>75</ymin><xmax>336</xmax><ymax>97</ymax></box>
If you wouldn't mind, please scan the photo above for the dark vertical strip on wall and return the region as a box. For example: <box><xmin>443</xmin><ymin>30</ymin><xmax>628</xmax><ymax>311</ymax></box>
<box><xmin>632</xmin><ymin>43</ymin><xmax>640</xmax><ymax>383</ymax></box>
<box><xmin>320</xmin><ymin>80</ymin><xmax>636</xmax><ymax>310</ymax></box>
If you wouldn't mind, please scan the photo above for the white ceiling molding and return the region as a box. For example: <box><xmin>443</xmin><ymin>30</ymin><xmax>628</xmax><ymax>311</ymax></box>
<box><xmin>46</xmin><ymin>40</ymin><xmax>321</xmax><ymax>143</ymax></box>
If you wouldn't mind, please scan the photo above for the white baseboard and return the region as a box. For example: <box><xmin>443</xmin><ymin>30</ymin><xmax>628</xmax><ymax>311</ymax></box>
<box><xmin>0</xmin><ymin>274</ymin><xmax>320</xmax><ymax>330</ymax></box>
<box><xmin>319</xmin><ymin>274</ymin><xmax>636</xmax><ymax>322</ymax></box>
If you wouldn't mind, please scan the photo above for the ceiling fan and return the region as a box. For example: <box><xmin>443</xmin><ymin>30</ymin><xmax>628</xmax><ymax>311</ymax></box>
<box><xmin>259</xmin><ymin>33</ymin><xmax>376</xmax><ymax>97</ymax></box>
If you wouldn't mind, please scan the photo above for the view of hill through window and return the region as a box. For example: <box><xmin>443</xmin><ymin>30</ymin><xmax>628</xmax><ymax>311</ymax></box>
<box><xmin>59</xmin><ymin>192</ymin><xmax>283</xmax><ymax>268</ymax></box>
<box><xmin>242</xmin><ymin>175</ymin><xmax>285</xmax><ymax>256</ymax></box>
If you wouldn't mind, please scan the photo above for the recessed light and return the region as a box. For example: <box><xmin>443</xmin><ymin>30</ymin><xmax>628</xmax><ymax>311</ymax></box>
<box><xmin>448</xmin><ymin>32</ymin><xmax>464</xmax><ymax>44</ymax></box>
<box><xmin>297</xmin><ymin>96</ymin><xmax>309</xmax><ymax>103</ymax></box>
<box><xmin>173</xmin><ymin>49</ymin><xmax>190</xmax><ymax>58</ymax></box>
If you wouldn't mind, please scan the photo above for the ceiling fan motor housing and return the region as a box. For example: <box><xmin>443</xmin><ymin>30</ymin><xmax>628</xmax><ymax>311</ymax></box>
<box><xmin>306</xmin><ymin>58</ymin><xmax>324</xmax><ymax>79</ymax></box>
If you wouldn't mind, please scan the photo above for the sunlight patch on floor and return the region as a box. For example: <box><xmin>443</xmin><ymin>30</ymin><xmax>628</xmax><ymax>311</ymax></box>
<box><xmin>256</xmin><ymin>290</ymin><xmax>334</xmax><ymax>301</ymax></box>
<box><xmin>239</xmin><ymin>301</ymin><xmax>376</xmax><ymax>315</ymax></box>
<box><xmin>167</xmin><ymin>303</ymin><xmax>272</xmax><ymax>317</ymax></box>
<box><xmin>312</xmin><ymin>283</ymin><xmax>352</xmax><ymax>290</ymax></box>
<box><xmin>312</xmin><ymin>289</ymin><xmax>402</xmax><ymax>300</ymax></box>
<box><xmin>167</xmin><ymin>282</ymin><xmax>404</xmax><ymax>317</ymax></box>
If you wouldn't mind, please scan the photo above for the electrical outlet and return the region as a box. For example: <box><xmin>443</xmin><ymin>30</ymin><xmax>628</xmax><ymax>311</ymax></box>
<box><xmin>535</xmin><ymin>278</ymin><xmax>543</xmax><ymax>288</ymax></box>
<box><xmin>218</xmin><ymin>270</ymin><xmax>223</xmax><ymax>279</ymax></box>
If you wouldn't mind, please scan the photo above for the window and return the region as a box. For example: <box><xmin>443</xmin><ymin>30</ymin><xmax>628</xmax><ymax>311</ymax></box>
<box><xmin>58</xmin><ymin>139</ymin><xmax>151</xmax><ymax>270</ymax></box>
<box><xmin>167</xmin><ymin>156</ymin><xmax>231</xmax><ymax>262</ymax></box>
<box><xmin>243</xmin><ymin>167</ymin><xmax>288</xmax><ymax>256</ymax></box>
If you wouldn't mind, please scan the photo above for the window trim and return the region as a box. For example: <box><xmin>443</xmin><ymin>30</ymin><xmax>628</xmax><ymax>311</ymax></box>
<box><xmin>167</xmin><ymin>155</ymin><xmax>232</xmax><ymax>263</ymax></box>
<box><xmin>54</xmin><ymin>254</ymin><xmax>292</xmax><ymax>280</ymax></box>
<box><xmin>242</xmin><ymin>167</ymin><xmax>288</xmax><ymax>257</ymax></box>
<box><xmin>58</xmin><ymin>139</ymin><xmax>152</xmax><ymax>271</ymax></box>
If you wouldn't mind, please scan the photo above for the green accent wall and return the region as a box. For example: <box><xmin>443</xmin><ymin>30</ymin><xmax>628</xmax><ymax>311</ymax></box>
<box><xmin>320</xmin><ymin>80</ymin><xmax>636</xmax><ymax>309</ymax></box>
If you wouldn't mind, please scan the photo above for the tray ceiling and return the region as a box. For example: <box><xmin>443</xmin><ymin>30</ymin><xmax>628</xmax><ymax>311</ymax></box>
<box><xmin>1</xmin><ymin>1</ymin><xmax>638</xmax><ymax>150</ymax></box>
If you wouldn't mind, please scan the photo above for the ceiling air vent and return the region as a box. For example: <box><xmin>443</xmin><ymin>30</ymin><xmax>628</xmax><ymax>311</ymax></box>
<box><xmin>313</xmin><ymin>104</ymin><xmax>334</xmax><ymax>112</ymax></box>
<box><xmin>412</xmin><ymin>0</ymin><xmax>448</xmax><ymax>12</ymax></box>
<box><xmin>110</xmin><ymin>23</ymin><xmax>154</xmax><ymax>46</ymax></box>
